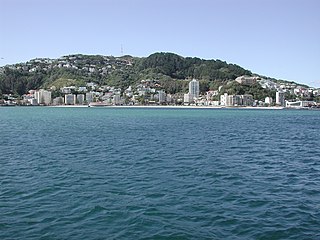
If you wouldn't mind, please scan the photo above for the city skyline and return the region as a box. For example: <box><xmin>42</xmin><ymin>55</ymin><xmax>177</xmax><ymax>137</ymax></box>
<box><xmin>0</xmin><ymin>0</ymin><xmax>319</xmax><ymax>87</ymax></box>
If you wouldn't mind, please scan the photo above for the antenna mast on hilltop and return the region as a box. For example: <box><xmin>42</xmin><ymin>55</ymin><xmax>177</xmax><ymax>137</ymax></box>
<box><xmin>121</xmin><ymin>44</ymin><xmax>124</xmax><ymax>56</ymax></box>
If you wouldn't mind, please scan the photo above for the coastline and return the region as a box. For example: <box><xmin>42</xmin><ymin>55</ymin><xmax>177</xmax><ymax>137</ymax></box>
<box><xmin>46</xmin><ymin>105</ymin><xmax>286</xmax><ymax>110</ymax></box>
<box><xmin>5</xmin><ymin>105</ymin><xmax>318</xmax><ymax>110</ymax></box>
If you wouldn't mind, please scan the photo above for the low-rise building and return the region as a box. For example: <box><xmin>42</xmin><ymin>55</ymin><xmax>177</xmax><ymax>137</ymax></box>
<box><xmin>235</xmin><ymin>76</ymin><xmax>259</xmax><ymax>85</ymax></box>
<box><xmin>52</xmin><ymin>97</ymin><xmax>64</xmax><ymax>105</ymax></box>
<box><xmin>184</xmin><ymin>93</ymin><xmax>191</xmax><ymax>104</ymax></box>
<box><xmin>265</xmin><ymin>97</ymin><xmax>273</xmax><ymax>105</ymax></box>
<box><xmin>78</xmin><ymin>87</ymin><xmax>87</xmax><ymax>92</ymax></box>
<box><xmin>286</xmin><ymin>101</ymin><xmax>315</xmax><ymax>108</ymax></box>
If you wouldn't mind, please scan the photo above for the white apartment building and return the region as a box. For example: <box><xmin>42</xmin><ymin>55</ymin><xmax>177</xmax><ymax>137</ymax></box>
<box><xmin>220</xmin><ymin>93</ymin><xmax>253</xmax><ymax>106</ymax></box>
<box><xmin>113</xmin><ymin>94</ymin><xmax>121</xmax><ymax>105</ymax></box>
<box><xmin>86</xmin><ymin>92</ymin><xmax>94</xmax><ymax>103</ymax></box>
<box><xmin>265</xmin><ymin>97</ymin><xmax>273</xmax><ymax>105</ymax></box>
<box><xmin>220</xmin><ymin>93</ymin><xmax>228</xmax><ymax>106</ymax></box>
<box><xmin>158</xmin><ymin>90</ymin><xmax>166</xmax><ymax>104</ymax></box>
<box><xmin>76</xmin><ymin>94</ymin><xmax>85</xmax><ymax>104</ymax></box>
<box><xmin>184</xmin><ymin>93</ymin><xmax>191</xmax><ymax>104</ymax></box>
<box><xmin>188</xmin><ymin>79</ymin><xmax>199</xmax><ymax>102</ymax></box>
<box><xmin>276</xmin><ymin>91</ymin><xmax>285</xmax><ymax>106</ymax></box>
<box><xmin>242</xmin><ymin>95</ymin><xmax>253</xmax><ymax>106</ymax></box>
<box><xmin>34</xmin><ymin>89</ymin><xmax>51</xmax><ymax>105</ymax></box>
<box><xmin>65</xmin><ymin>94</ymin><xmax>76</xmax><ymax>105</ymax></box>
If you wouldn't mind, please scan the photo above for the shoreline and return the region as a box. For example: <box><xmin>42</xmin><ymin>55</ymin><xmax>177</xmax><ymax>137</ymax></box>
<box><xmin>3</xmin><ymin>105</ymin><xmax>318</xmax><ymax>110</ymax></box>
<box><xmin>48</xmin><ymin>105</ymin><xmax>286</xmax><ymax>110</ymax></box>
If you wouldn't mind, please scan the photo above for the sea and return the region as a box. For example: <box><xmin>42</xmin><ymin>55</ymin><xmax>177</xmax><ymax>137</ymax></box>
<box><xmin>0</xmin><ymin>107</ymin><xmax>319</xmax><ymax>239</ymax></box>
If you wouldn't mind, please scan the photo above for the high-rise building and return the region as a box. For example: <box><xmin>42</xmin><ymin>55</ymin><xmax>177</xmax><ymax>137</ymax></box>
<box><xmin>86</xmin><ymin>92</ymin><xmax>94</xmax><ymax>103</ymax></box>
<box><xmin>158</xmin><ymin>90</ymin><xmax>166</xmax><ymax>104</ymax></box>
<box><xmin>242</xmin><ymin>94</ymin><xmax>253</xmax><ymax>106</ymax></box>
<box><xmin>34</xmin><ymin>89</ymin><xmax>51</xmax><ymax>105</ymax></box>
<box><xmin>65</xmin><ymin>94</ymin><xmax>76</xmax><ymax>105</ymax></box>
<box><xmin>76</xmin><ymin>94</ymin><xmax>85</xmax><ymax>105</ymax></box>
<box><xmin>276</xmin><ymin>91</ymin><xmax>285</xmax><ymax>106</ymax></box>
<box><xmin>220</xmin><ymin>93</ymin><xmax>228</xmax><ymax>106</ymax></box>
<box><xmin>113</xmin><ymin>94</ymin><xmax>121</xmax><ymax>105</ymax></box>
<box><xmin>226</xmin><ymin>95</ymin><xmax>236</xmax><ymax>106</ymax></box>
<box><xmin>189</xmin><ymin>79</ymin><xmax>199</xmax><ymax>101</ymax></box>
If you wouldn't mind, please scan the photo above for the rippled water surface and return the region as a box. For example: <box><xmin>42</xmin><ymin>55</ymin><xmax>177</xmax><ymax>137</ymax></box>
<box><xmin>0</xmin><ymin>107</ymin><xmax>320</xmax><ymax>239</ymax></box>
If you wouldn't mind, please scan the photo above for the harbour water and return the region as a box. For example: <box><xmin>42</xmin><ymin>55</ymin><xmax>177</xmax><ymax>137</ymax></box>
<box><xmin>0</xmin><ymin>107</ymin><xmax>319</xmax><ymax>239</ymax></box>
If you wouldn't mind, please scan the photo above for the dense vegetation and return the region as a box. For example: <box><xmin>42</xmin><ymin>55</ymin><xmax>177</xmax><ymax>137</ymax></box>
<box><xmin>135</xmin><ymin>52</ymin><xmax>251</xmax><ymax>80</ymax></box>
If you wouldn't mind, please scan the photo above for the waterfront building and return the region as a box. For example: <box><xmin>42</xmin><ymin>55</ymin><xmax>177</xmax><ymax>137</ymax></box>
<box><xmin>113</xmin><ymin>94</ymin><xmax>121</xmax><ymax>105</ymax></box>
<box><xmin>188</xmin><ymin>79</ymin><xmax>199</xmax><ymax>102</ymax></box>
<box><xmin>220</xmin><ymin>93</ymin><xmax>253</xmax><ymax>106</ymax></box>
<box><xmin>86</xmin><ymin>92</ymin><xmax>94</xmax><ymax>103</ymax></box>
<box><xmin>158</xmin><ymin>90</ymin><xmax>166</xmax><ymax>104</ymax></box>
<box><xmin>265</xmin><ymin>97</ymin><xmax>273</xmax><ymax>105</ymax></box>
<box><xmin>242</xmin><ymin>94</ymin><xmax>253</xmax><ymax>106</ymax></box>
<box><xmin>286</xmin><ymin>101</ymin><xmax>315</xmax><ymax>108</ymax></box>
<box><xmin>212</xmin><ymin>101</ymin><xmax>220</xmax><ymax>106</ymax></box>
<box><xmin>276</xmin><ymin>91</ymin><xmax>285</xmax><ymax>106</ymax></box>
<box><xmin>28</xmin><ymin>98</ymin><xmax>38</xmax><ymax>105</ymax></box>
<box><xmin>226</xmin><ymin>95</ymin><xmax>239</xmax><ymax>106</ymax></box>
<box><xmin>76</xmin><ymin>94</ymin><xmax>85</xmax><ymax>105</ymax></box>
<box><xmin>184</xmin><ymin>93</ymin><xmax>191</xmax><ymax>104</ymax></box>
<box><xmin>34</xmin><ymin>89</ymin><xmax>51</xmax><ymax>105</ymax></box>
<box><xmin>166</xmin><ymin>94</ymin><xmax>172</xmax><ymax>104</ymax></box>
<box><xmin>65</xmin><ymin>94</ymin><xmax>76</xmax><ymax>105</ymax></box>
<box><xmin>52</xmin><ymin>97</ymin><xmax>64</xmax><ymax>105</ymax></box>
<box><xmin>220</xmin><ymin>93</ymin><xmax>228</xmax><ymax>106</ymax></box>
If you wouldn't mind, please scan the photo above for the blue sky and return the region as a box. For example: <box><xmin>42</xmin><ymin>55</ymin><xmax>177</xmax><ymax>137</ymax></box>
<box><xmin>0</xmin><ymin>0</ymin><xmax>319</xmax><ymax>87</ymax></box>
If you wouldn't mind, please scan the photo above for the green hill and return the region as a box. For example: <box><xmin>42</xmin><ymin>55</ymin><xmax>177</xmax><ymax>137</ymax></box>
<box><xmin>0</xmin><ymin>52</ymin><xmax>302</xmax><ymax>98</ymax></box>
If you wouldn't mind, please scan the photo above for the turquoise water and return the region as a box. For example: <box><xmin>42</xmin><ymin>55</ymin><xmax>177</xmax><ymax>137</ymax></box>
<box><xmin>0</xmin><ymin>107</ymin><xmax>319</xmax><ymax>239</ymax></box>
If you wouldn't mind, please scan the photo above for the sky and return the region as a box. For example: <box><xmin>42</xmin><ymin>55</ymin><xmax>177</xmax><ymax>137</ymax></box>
<box><xmin>0</xmin><ymin>0</ymin><xmax>319</xmax><ymax>87</ymax></box>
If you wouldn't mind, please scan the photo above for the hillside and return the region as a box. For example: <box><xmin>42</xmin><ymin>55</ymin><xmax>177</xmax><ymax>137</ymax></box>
<box><xmin>0</xmin><ymin>52</ymin><xmax>254</xmax><ymax>96</ymax></box>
